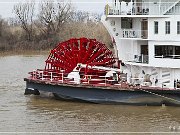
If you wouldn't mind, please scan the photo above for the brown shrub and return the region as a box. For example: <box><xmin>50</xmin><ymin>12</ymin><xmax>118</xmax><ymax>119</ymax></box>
<box><xmin>57</xmin><ymin>22</ymin><xmax>113</xmax><ymax>50</ymax></box>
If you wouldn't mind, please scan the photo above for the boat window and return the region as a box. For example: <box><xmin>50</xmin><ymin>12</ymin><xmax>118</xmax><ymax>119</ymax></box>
<box><xmin>121</xmin><ymin>18</ymin><xmax>132</xmax><ymax>29</ymax></box>
<box><xmin>111</xmin><ymin>20</ymin><xmax>115</xmax><ymax>26</ymax></box>
<box><xmin>154</xmin><ymin>21</ymin><xmax>158</xmax><ymax>34</ymax></box>
<box><xmin>177</xmin><ymin>21</ymin><xmax>180</xmax><ymax>34</ymax></box>
<box><xmin>155</xmin><ymin>45</ymin><xmax>180</xmax><ymax>59</ymax></box>
<box><xmin>175</xmin><ymin>46</ymin><xmax>180</xmax><ymax>55</ymax></box>
<box><xmin>165</xmin><ymin>21</ymin><xmax>170</xmax><ymax>34</ymax></box>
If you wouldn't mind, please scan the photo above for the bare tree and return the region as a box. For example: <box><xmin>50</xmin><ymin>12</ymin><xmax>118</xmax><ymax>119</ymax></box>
<box><xmin>72</xmin><ymin>11</ymin><xmax>89</xmax><ymax>22</ymax></box>
<box><xmin>37</xmin><ymin>0</ymin><xmax>55</xmax><ymax>37</ymax></box>
<box><xmin>37</xmin><ymin>0</ymin><xmax>74</xmax><ymax>37</ymax></box>
<box><xmin>55</xmin><ymin>0</ymin><xmax>73</xmax><ymax>31</ymax></box>
<box><xmin>13</xmin><ymin>0</ymin><xmax>35</xmax><ymax>41</ymax></box>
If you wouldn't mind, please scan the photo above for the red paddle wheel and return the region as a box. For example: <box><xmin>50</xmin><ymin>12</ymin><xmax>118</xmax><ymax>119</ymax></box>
<box><xmin>45</xmin><ymin>37</ymin><xmax>116</xmax><ymax>76</ymax></box>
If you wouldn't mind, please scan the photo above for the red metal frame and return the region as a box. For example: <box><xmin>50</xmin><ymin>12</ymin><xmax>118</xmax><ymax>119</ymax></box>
<box><xmin>45</xmin><ymin>38</ymin><xmax>116</xmax><ymax>74</ymax></box>
<box><xmin>28</xmin><ymin>37</ymin><xmax>121</xmax><ymax>86</ymax></box>
<box><xmin>27</xmin><ymin>37</ymin><xmax>177</xmax><ymax>91</ymax></box>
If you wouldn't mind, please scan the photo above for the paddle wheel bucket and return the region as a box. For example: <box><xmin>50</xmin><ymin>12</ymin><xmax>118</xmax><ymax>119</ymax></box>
<box><xmin>27</xmin><ymin>37</ymin><xmax>120</xmax><ymax>84</ymax></box>
<box><xmin>45</xmin><ymin>37</ymin><xmax>116</xmax><ymax>74</ymax></box>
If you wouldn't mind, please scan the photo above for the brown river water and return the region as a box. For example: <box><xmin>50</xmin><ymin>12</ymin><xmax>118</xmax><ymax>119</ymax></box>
<box><xmin>0</xmin><ymin>55</ymin><xmax>180</xmax><ymax>134</ymax></box>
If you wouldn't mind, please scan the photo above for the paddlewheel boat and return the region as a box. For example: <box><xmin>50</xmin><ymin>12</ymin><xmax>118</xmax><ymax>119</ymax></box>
<box><xmin>24</xmin><ymin>37</ymin><xmax>180</xmax><ymax>106</ymax></box>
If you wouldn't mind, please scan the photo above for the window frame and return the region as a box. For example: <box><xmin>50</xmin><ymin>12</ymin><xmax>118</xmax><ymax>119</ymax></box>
<box><xmin>154</xmin><ymin>21</ymin><xmax>158</xmax><ymax>34</ymax></box>
<box><xmin>177</xmin><ymin>21</ymin><xmax>180</xmax><ymax>34</ymax></box>
<box><xmin>165</xmin><ymin>21</ymin><xmax>170</xmax><ymax>34</ymax></box>
<box><xmin>121</xmin><ymin>18</ymin><xmax>133</xmax><ymax>29</ymax></box>
<box><xmin>155</xmin><ymin>45</ymin><xmax>180</xmax><ymax>59</ymax></box>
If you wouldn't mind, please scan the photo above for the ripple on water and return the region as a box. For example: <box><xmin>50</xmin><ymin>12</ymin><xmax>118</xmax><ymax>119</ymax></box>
<box><xmin>0</xmin><ymin>55</ymin><xmax>180</xmax><ymax>133</ymax></box>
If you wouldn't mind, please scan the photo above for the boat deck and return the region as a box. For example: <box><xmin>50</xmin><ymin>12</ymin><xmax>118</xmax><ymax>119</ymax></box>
<box><xmin>24</xmin><ymin>77</ymin><xmax>178</xmax><ymax>92</ymax></box>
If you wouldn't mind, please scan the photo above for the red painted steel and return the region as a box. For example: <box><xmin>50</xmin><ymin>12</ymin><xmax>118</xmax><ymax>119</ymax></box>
<box><xmin>45</xmin><ymin>37</ymin><xmax>116</xmax><ymax>74</ymax></box>
<box><xmin>27</xmin><ymin>37</ymin><xmax>120</xmax><ymax>86</ymax></box>
<box><xmin>26</xmin><ymin>38</ymin><xmax>178</xmax><ymax>92</ymax></box>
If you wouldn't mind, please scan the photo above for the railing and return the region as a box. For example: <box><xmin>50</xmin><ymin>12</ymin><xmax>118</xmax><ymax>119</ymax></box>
<box><xmin>122</xmin><ymin>30</ymin><xmax>148</xmax><ymax>39</ymax></box>
<box><xmin>155</xmin><ymin>55</ymin><xmax>180</xmax><ymax>59</ymax></box>
<box><xmin>105</xmin><ymin>2</ymin><xmax>180</xmax><ymax>16</ymax></box>
<box><xmin>135</xmin><ymin>54</ymin><xmax>149</xmax><ymax>63</ymax></box>
<box><xmin>30</xmin><ymin>69</ymin><xmax>65</xmax><ymax>82</ymax></box>
<box><xmin>29</xmin><ymin>69</ymin><xmax>123</xmax><ymax>86</ymax></box>
<box><xmin>108</xmin><ymin>6</ymin><xmax>150</xmax><ymax>15</ymax></box>
<box><xmin>126</xmin><ymin>53</ymin><xmax>149</xmax><ymax>64</ymax></box>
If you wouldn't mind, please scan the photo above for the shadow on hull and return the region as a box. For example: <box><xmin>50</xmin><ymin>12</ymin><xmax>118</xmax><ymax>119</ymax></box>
<box><xmin>25</xmin><ymin>80</ymin><xmax>180</xmax><ymax>107</ymax></box>
<box><xmin>52</xmin><ymin>92</ymin><xmax>180</xmax><ymax>106</ymax></box>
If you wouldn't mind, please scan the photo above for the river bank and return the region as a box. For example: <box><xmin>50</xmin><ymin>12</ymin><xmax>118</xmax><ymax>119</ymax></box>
<box><xmin>0</xmin><ymin>50</ymin><xmax>49</xmax><ymax>57</ymax></box>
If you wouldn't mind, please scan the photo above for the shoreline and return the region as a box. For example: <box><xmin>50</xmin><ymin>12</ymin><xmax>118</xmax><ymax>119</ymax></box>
<box><xmin>0</xmin><ymin>50</ymin><xmax>50</xmax><ymax>57</ymax></box>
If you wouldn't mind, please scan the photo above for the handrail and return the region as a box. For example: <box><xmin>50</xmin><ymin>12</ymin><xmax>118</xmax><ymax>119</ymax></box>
<box><xmin>155</xmin><ymin>55</ymin><xmax>180</xmax><ymax>59</ymax></box>
<box><xmin>105</xmin><ymin>2</ymin><xmax>180</xmax><ymax>15</ymax></box>
<box><xmin>125</xmin><ymin>53</ymin><xmax>149</xmax><ymax>64</ymax></box>
<box><xmin>122</xmin><ymin>30</ymin><xmax>148</xmax><ymax>39</ymax></box>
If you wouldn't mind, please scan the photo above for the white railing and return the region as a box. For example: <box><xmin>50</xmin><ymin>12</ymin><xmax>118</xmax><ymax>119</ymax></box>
<box><xmin>155</xmin><ymin>55</ymin><xmax>180</xmax><ymax>59</ymax></box>
<box><xmin>108</xmin><ymin>6</ymin><xmax>150</xmax><ymax>15</ymax></box>
<box><xmin>122</xmin><ymin>30</ymin><xmax>148</xmax><ymax>39</ymax></box>
<box><xmin>125</xmin><ymin>53</ymin><xmax>149</xmax><ymax>64</ymax></box>
<box><xmin>105</xmin><ymin>2</ymin><xmax>180</xmax><ymax>16</ymax></box>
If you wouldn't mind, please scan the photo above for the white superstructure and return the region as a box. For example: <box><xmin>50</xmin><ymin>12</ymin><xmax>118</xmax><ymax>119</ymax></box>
<box><xmin>102</xmin><ymin>0</ymin><xmax>180</xmax><ymax>88</ymax></box>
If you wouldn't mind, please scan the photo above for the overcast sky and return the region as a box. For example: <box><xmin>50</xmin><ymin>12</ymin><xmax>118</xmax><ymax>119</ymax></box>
<box><xmin>0</xmin><ymin>0</ymin><xmax>110</xmax><ymax>18</ymax></box>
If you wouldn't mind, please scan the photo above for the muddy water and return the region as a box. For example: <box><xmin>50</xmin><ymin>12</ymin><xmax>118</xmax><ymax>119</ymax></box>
<box><xmin>0</xmin><ymin>55</ymin><xmax>180</xmax><ymax>133</ymax></box>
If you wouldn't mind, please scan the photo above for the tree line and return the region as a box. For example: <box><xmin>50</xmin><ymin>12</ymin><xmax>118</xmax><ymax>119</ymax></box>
<box><xmin>0</xmin><ymin>0</ymin><xmax>112</xmax><ymax>52</ymax></box>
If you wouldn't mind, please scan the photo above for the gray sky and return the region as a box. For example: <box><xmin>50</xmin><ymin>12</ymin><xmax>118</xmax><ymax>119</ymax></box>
<box><xmin>0</xmin><ymin>0</ymin><xmax>110</xmax><ymax>18</ymax></box>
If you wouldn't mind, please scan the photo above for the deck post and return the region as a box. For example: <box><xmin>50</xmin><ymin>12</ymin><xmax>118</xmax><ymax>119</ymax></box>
<box><xmin>50</xmin><ymin>72</ymin><xmax>53</xmax><ymax>81</ymax></box>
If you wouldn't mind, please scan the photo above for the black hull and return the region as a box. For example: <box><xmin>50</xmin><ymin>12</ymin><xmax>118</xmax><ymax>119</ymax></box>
<box><xmin>25</xmin><ymin>79</ymin><xmax>180</xmax><ymax>106</ymax></box>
